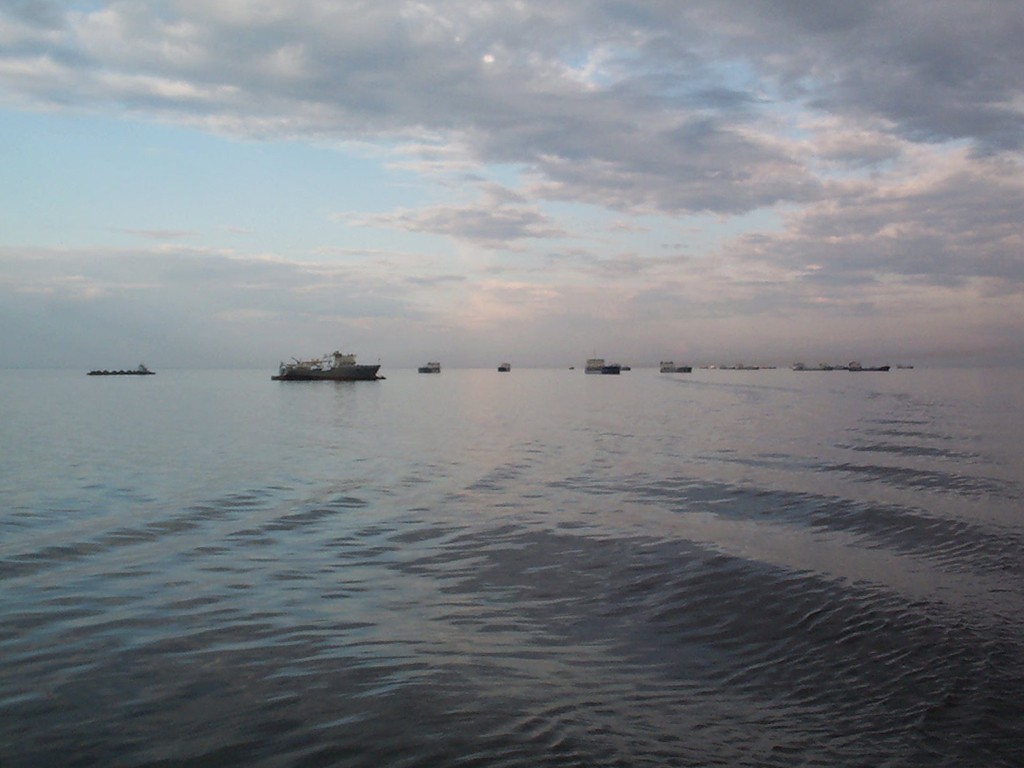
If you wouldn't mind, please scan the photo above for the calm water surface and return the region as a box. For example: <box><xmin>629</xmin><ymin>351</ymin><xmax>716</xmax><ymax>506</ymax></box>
<box><xmin>2</xmin><ymin>367</ymin><xmax>1023</xmax><ymax>766</ymax></box>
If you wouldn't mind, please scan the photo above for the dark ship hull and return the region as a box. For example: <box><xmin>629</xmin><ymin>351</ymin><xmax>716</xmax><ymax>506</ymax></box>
<box><xmin>272</xmin><ymin>365</ymin><xmax>381</xmax><ymax>381</ymax></box>
<box><xmin>88</xmin><ymin>365</ymin><xmax>155</xmax><ymax>376</ymax></box>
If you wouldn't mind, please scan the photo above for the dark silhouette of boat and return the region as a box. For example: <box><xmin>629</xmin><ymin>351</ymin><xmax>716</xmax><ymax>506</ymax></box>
<box><xmin>660</xmin><ymin>361</ymin><xmax>692</xmax><ymax>373</ymax></box>
<box><xmin>792</xmin><ymin>362</ymin><xmax>890</xmax><ymax>372</ymax></box>
<box><xmin>585</xmin><ymin>357</ymin><xmax>621</xmax><ymax>374</ymax></box>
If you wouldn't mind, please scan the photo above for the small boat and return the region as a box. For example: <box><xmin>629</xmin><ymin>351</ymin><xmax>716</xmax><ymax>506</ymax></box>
<box><xmin>497</xmin><ymin>362</ymin><xmax>511</xmax><ymax>372</ymax></box>
<box><xmin>418</xmin><ymin>361</ymin><xmax>441</xmax><ymax>374</ymax></box>
<box><xmin>272</xmin><ymin>351</ymin><xmax>381</xmax><ymax>381</ymax></box>
<box><xmin>88</xmin><ymin>364</ymin><xmax>155</xmax><ymax>376</ymax></box>
<box><xmin>660</xmin><ymin>361</ymin><xmax>692</xmax><ymax>373</ymax></box>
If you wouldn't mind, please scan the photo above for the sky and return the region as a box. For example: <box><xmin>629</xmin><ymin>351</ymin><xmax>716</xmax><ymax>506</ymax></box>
<box><xmin>1</xmin><ymin>0</ymin><xmax>1022</xmax><ymax>369</ymax></box>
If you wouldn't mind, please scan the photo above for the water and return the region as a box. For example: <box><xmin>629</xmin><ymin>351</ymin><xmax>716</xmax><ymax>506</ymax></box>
<box><xmin>2</xmin><ymin>366</ymin><xmax>1023</xmax><ymax>767</ymax></box>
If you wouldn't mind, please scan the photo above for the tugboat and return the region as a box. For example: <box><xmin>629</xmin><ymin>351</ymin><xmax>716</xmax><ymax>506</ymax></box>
<box><xmin>88</xmin><ymin>364</ymin><xmax>155</xmax><ymax>376</ymax></box>
<box><xmin>418</xmin><ymin>361</ymin><xmax>441</xmax><ymax>374</ymax></box>
<box><xmin>272</xmin><ymin>351</ymin><xmax>382</xmax><ymax>381</ymax></box>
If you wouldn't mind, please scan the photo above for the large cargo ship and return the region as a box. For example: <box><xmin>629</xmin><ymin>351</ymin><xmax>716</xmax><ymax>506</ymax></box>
<box><xmin>272</xmin><ymin>351</ymin><xmax>382</xmax><ymax>381</ymax></box>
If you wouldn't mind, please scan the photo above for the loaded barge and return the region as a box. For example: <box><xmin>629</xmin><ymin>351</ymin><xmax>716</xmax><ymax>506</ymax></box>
<box><xmin>88</xmin><ymin>364</ymin><xmax>155</xmax><ymax>376</ymax></box>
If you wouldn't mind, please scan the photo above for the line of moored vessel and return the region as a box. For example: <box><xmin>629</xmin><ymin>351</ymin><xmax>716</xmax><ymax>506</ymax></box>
<box><xmin>265</xmin><ymin>354</ymin><xmax>899</xmax><ymax>380</ymax></box>
<box><xmin>86</xmin><ymin>355</ymin><xmax>903</xmax><ymax>380</ymax></box>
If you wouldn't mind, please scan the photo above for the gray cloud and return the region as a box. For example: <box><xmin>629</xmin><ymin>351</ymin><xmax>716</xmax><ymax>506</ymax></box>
<box><xmin>4</xmin><ymin>1</ymin><xmax>1019</xmax><ymax>214</ymax></box>
<box><xmin>725</xmin><ymin>157</ymin><xmax>1024</xmax><ymax>289</ymax></box>
<box><xmin>698</xmin><ymin>1</ymin><xmax>1024</xmax><ymax>152</ymax></box>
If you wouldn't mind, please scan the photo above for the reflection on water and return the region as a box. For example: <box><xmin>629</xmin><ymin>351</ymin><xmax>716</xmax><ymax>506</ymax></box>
<box><xmin>2</xmin><ymin>367</ymin><xmax>1023</xmax><ymax>767</ymax></box>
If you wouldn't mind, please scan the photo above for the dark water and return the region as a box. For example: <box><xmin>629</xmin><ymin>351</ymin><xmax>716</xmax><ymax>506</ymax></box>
<box><xmin>2</xmin><ymin>366</ymin><xmax>1023</xmax><ymax>767</ymax></box>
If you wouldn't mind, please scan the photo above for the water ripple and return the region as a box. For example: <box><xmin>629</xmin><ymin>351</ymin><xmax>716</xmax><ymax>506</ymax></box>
<box><xmin>3</xmin><ymin>368</ymin><xmax>1024</xmax><ymax>767</ymax></box>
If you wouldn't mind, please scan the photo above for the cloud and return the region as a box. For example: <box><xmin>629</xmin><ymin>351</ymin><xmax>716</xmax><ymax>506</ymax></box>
<box><xmin>725</xmin><ymin>150</ymin><xmax>1024</xmax><ymax>290</ymax></box>
<box><xmin>5</xmin><ymin>2</ymin><xmax>1019</xmax><ymax>212</ymax></box>
<box><xmin>2</xmin><ymin>2</ymin><xmax>1023</xmax><ymax>365</ymax></box>
<box><xmin>118</xmin><ymin>228</ymin><xmax>194</xmax><ymax>241</ymax></box>
<box><xmin>690</xmin><ymin>1</ymin><xmax>1024</xmax><ymax>152</ymax></box>
<box><xmin>348</xmin><ymin>184</ymin><xmax>566</xmax><ymax>247</ymax></box>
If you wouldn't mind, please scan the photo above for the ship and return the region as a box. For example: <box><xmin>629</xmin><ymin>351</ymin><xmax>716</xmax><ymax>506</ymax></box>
<box><xmin>792</xmin><ymin>361</ymin><xmax>890</xmax><ymax>372</ymax></box>
<box><xmin>659</xmin><ymin>361</ymin><xmax>692</xmax><ymax>373</ymax></box>
<box><xmin>585</xmin><ymin>358</ymin><xmax>621</xmax><ymax>375</ymax></box>
<box><xmin>792</xmin><ymin>362</ymin><xmax>844</xmax><ymax>371</ymax></box>
<box><xmin>498</xmin><ymin>362</ymin><xmax>511</xmax><ymax>372</ymax></box>
<box><xmin>847</xmin><ymin>361</ymin><xmax>890</xmax><ymax>372</ymax></box>
<box><xmin>88</xmin><ymin>364</ymin><xmax>155</xmax><ymax>376</ymax></box>
<box><xmin>418</xmin><ymin>361</ymin><xmax>441</xmax><ymax>374</ymax></box>
<box><xmin>272</xmin><ymin>351</ymin><xmax>382</xmax><ymax>381</ymax></box>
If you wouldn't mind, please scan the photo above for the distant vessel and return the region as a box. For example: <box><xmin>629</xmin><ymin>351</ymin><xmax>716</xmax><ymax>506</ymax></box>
<box><xmin>660</xmin><ymin>361</ymin><xmax>692</xmax><ymax>373</ymax></box>
<box><xmin>88</xmin><ymin>364</ymin><xmax>155</xmax><ymax>376</ymax></box>
<box><xmin>418</xmin><ymin>361</ymin><xmax>441</xmax><ymax>374</ymax></box>
<box><xmin>585</xmin><ymin>358</ymin><xmax>621</xmax><ymax>375</ymax></box>
<box><xmin>793</xmin><ymin>361</ymin><xmax>890</xmax><ymax>372</ymax></box>
<box><xmin>792</xmin><ymin>362</ymin><xmax>836</xmax><ymax>371</ymax></box>
<box><xmin>847</xmin><ymin>361</ymin><xmax>890</xmax><ymax>372</ymax></box>
<box><xmin>272</xmin><ymin>351</ymin><xmax>381</xmax><ymax>381</ymax></box>
<box><xmin>498</xmin><ymin>362</ymin><xmax>511</xmax><ymax>372</ymax></box>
